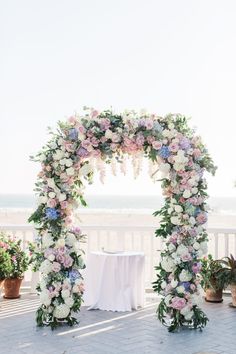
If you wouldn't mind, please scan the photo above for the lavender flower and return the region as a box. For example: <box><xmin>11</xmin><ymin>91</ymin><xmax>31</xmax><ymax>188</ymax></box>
<box><xmin>77</xmin><ymin>147</ymin><xmax>89</xmax><ymax>157</ymax></box>
<box><xmin>68</xmin><ymin>128</ymin><xmax>78</xmax><ymax>141</ymax></box>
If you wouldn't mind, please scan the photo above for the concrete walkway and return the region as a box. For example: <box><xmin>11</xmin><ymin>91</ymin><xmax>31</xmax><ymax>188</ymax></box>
<box><xmin>0</xmin><ymin>291</ymin><xmax>236</xmax><ymax>354</ymax></box>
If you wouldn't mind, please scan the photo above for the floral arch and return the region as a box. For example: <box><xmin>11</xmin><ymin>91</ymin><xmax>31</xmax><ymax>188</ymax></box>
<box><xmin>29</xmin><ymin>108</ymin><xmax>216</xmax><ymax>331</ymax></box>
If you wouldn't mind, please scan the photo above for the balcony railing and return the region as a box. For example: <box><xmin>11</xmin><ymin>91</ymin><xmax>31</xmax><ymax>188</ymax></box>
<box><xmin>1</xmin><ymin>224</ymin><xmax>236</xmax><ymax>289</ymax></box>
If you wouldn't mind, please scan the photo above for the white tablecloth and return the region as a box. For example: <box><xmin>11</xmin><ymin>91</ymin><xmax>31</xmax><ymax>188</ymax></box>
<box><xmin>83</xmin><ymin>251</ymin><xmax>145</xmax><ymax>312</ymax></box>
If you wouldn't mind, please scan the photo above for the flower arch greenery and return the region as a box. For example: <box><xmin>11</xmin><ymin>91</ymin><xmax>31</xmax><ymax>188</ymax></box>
<box><xmin>29</xmin><ymin>107</ymin><xmax>216</xmax><ymax>331</ymax></box>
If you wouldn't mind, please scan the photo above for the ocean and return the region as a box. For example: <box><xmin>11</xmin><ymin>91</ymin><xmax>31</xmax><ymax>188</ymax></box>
<box><xmin>0</xmin><ymin>194</ymin><xmax>236</xmax><ymax>215</ymax></box>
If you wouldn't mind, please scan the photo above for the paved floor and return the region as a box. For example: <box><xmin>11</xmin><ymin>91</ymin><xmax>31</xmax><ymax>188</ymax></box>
<box><xmin>0</xmin><ymin>291</ymin><xmax>236</xmax><ymax>354</ymax></box>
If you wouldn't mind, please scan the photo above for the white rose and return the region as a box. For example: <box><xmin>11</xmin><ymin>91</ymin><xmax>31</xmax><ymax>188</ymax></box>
<box><xmin>189</xmin><ymin>216</ymin><xmax>196</xmax><ymax>225</ymax></box>
<box><xmin>53</xmin><ymin>150</ymin><xmax>64</xmax><ymax>160</ymax></box>
<box><xmin>42</xmin><ymin>233</ymin><xmax>54</xmax><ymax>248</ymax></box>
<box><xmin>168</xmin><ymin>243</ymin><xmax>176</xmax><ymax>253</ymax></box>
<box><xmin>105</xmin><ymin>129</ymin><xmax>113</xmax><ymax>139</ymax></box>
<box><xmin>171</xmin><ymin>216</ymin><xmax>182</xmax><ymax>225</ymax></box>
<box><xmin>47</xmin><ymin>254</ymin><xmax>55</xmax><ymax>262</ymax></box>
<box><xmin>61</xmin><ymin>289</ymin><xmax>70</xmax><ymax>299</ymax></box>
<box><xmin>171</xmin><ymin>279</ymin><xmax>178</xmax><ymax>288</ymax></box>
<box><xmin>173</xmin><ymin>162</ymin><xmax>185</xmax><ymax>171</ymax></box>
<box><xmin>179</xmin><ymin>270</ymin><xmax>192</xmax><ymax>282</ymax></box>
<box><xmin>168</xmin><ymin>207</ymin><xmax>173</xmax><ymax>213</ymax></box>
<box><xmin>64</xmin><ymin>297</ymin><xmax>74</xmax><ymax>307</ymax></box>
<box><xmin>175</xmin><ymin>205</ymin><xmax>183</xmax><ymax>213</ymax></box>
<box><xmin>48</xmin><ymin>192</ymin><xmax>56</xmax><ymax>199</ymax></box>
<box><xmin>66</xmin><ymin>233</ymin><xmax>77</xmax><ymax>247</ymax></box>
<box><xmin>191</xmin><ymin>187</ymin><xmax>198</xmax><ymax>195</ymax></box>
<box><xmin>56</xmin><ymin>238</ymin><xmax>65</xmax><ymax>248</ymax></box>
<box><xmin>193</xmin><ymin>242</ymin><xmax>200</xmax><ymax>250</ymax></box>
<box><xmin>183</xmin><ymin>190</ymin><xmax>191</xmax><ymax>198</ymax></box>
<box><xmin>58</xmin><ymin>193</ymin><xmax>67</xmax><ymax>202</ymax></box>
<box><xmin>164</xmin><ymin>294</ymin><xmax>172</xmax><ymax>306</ymax></box>
<box><xmin>66</xmin><ymin>167</ymin><xmax>75</xmax><ymax>176</ymax></box>
<box><xmin>176</xmin><ymin>286</ymin><xmax>185</xmax><ymax>294</ymax></box>
<box><xmin>65</xmin><ymin>159</ymin><xmax>73</xmax><ymax>167</ymax></box>
<box><xmin>161</xmin><ymin>281</ymin><xmax>167</xmax><ymax>289</ymax></box>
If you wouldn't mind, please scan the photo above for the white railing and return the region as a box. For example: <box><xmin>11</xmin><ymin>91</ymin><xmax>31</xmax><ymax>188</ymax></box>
<box><xmin>1</xmin><ymin>224</ymin><xmax>236</xmax><ymax>289</ymax></box>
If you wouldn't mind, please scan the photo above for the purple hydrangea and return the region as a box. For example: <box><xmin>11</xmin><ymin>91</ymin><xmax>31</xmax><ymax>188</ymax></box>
<box><xmin>179</xmin><ymin>137</ymin><xmax>191</xmax><ymax>150</ymax></box>
<box><xmin>45</xmin><ymin>208</ymin><xmax>59</xmax><ymax>220</ymax></box>
<box><xmin>77</xmin><ymin>147</ymin><xmax>89</xmax><ymax>157</ymax></box>
<box><xmin>179</xmin><ymin>281</ymin><xmax>191</xmax><ymax>291</ymax></box>
<box><xmin>159</xmin><ymin>146</ymin><xmax>171</xmax><ymax>159</ymax></box>
<box><xmin>68</xmin><ymin>128</ymin><xmax>78</xmax><ymax>141</ymax></box>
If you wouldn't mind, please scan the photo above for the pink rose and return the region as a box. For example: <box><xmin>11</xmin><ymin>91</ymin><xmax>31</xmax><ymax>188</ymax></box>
<box><xmin>152</xmin><ymin>141</ymin><xmax>162</xmax><ymax>150</ymax></box>
<box><xmin>171</xmin><ymin>296</ymin><xmax>186</xmax><ymax>310</ymax></box>
<box><xmin>68</xmin><ymin>116</ymin><xmax>77</xmax><ymax>125</ymax></box>
<box><xmin>47</xmin><ymin>199</ymin><xmax>57</xmax><ymax>208</ymax></box>
<box><xmin>169</xmin><ymin>142</ymin><xmax>179</xmax><ymax>152</ymax></box>
<box><xmin>60</xmin><ymin>201</ymin><xmax>68</xmax><ymax>209</ymax></box>
<box><xmin>145</xmin><ymin>119</ymin><xmax>154</xmax><ymax>130</ymax></box>
<box><xmin>63</xmin><ymin>255</ymin><xmax>73</xmax><ymax>268</ymax></box>
<box><xmin>196</xmin><ymin>212</ymin><xmax>207</xmax><ymax>224</ymax></box>
<box><xmin>52</xmin><ymin>262</ymin><xmax>61</xmax><ymax>272</ymax></box>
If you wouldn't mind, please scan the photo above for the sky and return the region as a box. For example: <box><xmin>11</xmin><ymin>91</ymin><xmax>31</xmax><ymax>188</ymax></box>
<box><xmin>1</xmin><ymin>0</ymin><xmax>236</xmax><ymax>197</ymax></box>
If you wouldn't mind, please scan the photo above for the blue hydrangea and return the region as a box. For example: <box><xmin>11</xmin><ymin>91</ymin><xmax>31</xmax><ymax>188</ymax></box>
<box><xmin>194</xmin><ymin>207</ymin><xmax>202</xmax><ymax>217</ymax></box>
<box><xmin>159</xmin><ymin>146</ymin><xmax>170</xmax><ymax>159</ymax></box>
<box><xmin>180</xmin><ymin>281</ymin><xmax>190</xmax><ymax>291</ymax></box>
<box><xmin>68</xmin><ymin>128</ymin><xmax>78</xmax><ymax>141</ymax></box>
<box><xmin>69</xmin><ymin>269</ymin><xmax>81</xmax><ymax>282</ymax></box>
<box><xmin>45</xmin><ymin>208</ymin><xmax>59</xmax><ymax>220</ymax></box>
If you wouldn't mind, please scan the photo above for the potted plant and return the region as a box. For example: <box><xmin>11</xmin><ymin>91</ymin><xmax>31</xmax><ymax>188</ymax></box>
<box><xmin>0</xmin><ymin>232</ymin><xmax>29</xmax><ymax>299</ymax></box>
<box><xmin>216</xmin><ymin>254</ymin><xmax>236</xmax><ymax>307</ymax></box>
<box><xmin>0</xmin><ymin>248</ymin><xmax>12</xmax><ymax>288</ymax></box>
<box><xmin>200</xmin><ymin>254</ymin><xmax>226</xmax><ymax>303</ymax></box>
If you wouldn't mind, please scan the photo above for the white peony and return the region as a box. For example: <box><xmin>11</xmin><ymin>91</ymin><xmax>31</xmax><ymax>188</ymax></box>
<box><xmin>105</xmin><ymin>129</ymin><xmax>113</xmax><ymax>139</ymax></box>
<box><xmin>47</xmin><ymin>254</ymin><xmax>55</xmax><ymax>262</ymax></box>
<box><xmin>65</xmin><ymin>159</ymin><xmax>73</xmax><ymax>167</ymax></box>
<box><xmin>161</xmin><ymin>257</ymin><xmax>176</xmax><ymax>272</ymax></box>
<box><xmin>191</xmin><ymin>187</ymin><xmax>198</xmax><ymax>195</ymax></box>
<box><xmin>179</xmin><ymin>269</ymin><xmax>192</xmax><ymax>282</ymax></box>
<box><xmin>53</xmin><ymin>304</ymin><xmax>70</xmax><ymax>319</ymax></box>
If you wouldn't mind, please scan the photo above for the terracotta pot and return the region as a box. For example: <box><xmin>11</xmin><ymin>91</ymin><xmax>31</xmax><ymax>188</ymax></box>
<box><xmin>231</xmin><ymin>284</ymin><xmax>236</xmax><ymax>306</ymax></box>
<box><xmin>0</xmin><ymin>279</ymin><xmax>4</xmax><ymax>288</ymax></box>
<box><xmin>205</xmin><ymin>287</ymin><xmax>223</xmax><ymax>303</ymax></box>
<box><xmin>3</xmin><ymin>278</ymin><xmax>23</xmax><ymax>299</ymax></box>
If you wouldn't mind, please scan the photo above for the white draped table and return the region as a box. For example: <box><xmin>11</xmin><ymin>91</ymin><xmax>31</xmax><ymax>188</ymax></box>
<box><xmin>83</xmin><ymin>251</ymin><xmax>145</xmax><ymax>312</ymax></box>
